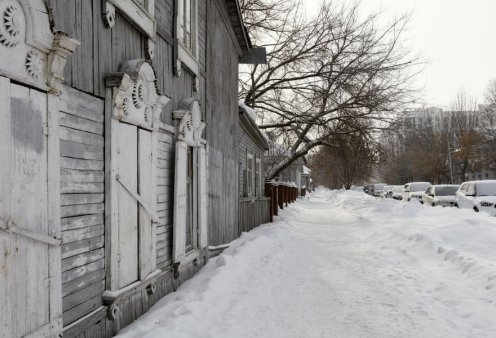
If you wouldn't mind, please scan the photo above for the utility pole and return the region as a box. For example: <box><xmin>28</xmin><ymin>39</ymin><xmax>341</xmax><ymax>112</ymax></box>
<box><xmin>447</xmin><ymin>132</ymin><xmax>454</xmax><ymax>184</ymax></box>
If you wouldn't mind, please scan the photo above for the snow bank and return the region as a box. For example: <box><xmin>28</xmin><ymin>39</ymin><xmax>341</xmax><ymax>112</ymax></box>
<box><xmin>317</xmin><ymin>188</ymin><xmax>496</xmax><ymax>291</ymax></box>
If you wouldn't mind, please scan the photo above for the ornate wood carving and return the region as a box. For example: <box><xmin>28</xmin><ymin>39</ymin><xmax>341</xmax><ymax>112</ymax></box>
<box><xmin>47</xmin><ymin>33</ymin><xmax>80</xmax><ymax>95</ymax></box>
<box><xmin>0</xmin><ymin>0</ymin><xmax>79</xmax><ymax>92</ymax></box>
<box><xmin>105</xmin><ymin>59</ymin><xmax>170</xmax><ymax>129</ymax></box>
<box><xmin>173</xmin><ymin>98</ymin><xmax>206</xmax><ymax>147</ymax></box>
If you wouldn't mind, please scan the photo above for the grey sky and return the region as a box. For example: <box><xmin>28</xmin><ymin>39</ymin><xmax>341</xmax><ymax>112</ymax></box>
<box><xmin>303</xmin><ymin>0</ymin><xmax>496</xmax><ymax>108</ymax></box>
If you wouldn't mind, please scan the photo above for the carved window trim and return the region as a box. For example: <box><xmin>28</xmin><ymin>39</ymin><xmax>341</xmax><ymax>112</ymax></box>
<box><xmin>175</xmin><ymin>0</ymin><xmax>199</xmax><ymax>76</ymax></box>
<box><xmin>106</xmin><ymin>0</ymin><xmax>155</xmax><ymax>38</ymax></box>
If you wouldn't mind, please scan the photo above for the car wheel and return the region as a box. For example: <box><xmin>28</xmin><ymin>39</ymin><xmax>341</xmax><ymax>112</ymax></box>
<box><xmin>454</xmin><ymin>203</ymin><xmax>458</xmax><ymax>208</ymax></box>
<box><xmin>474</xmin><ymin>206</ymin><xmax>479</xmax><ymax>212</ymax></box>
<box><xmin>420</xmin><ymin>201</ymin><xmax>424</xmax><ymax>204</ymax></box>
<box><xmin>432</xmin><ymin>203</ymin><xmax>435</xmax><ymax>207</ymax></box>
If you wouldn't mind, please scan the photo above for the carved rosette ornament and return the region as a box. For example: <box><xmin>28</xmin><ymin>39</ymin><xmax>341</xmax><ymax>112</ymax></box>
<box><xmin>105</xmin><ymin>60</ymin><xmax>170</xmax><ymax>129</ymax></box>
<box><xmin>25</xmin><ymin>50</ymin><xmax>41</xmax><ymax>78</ymax></box>
<box><xmin>0</xmin><ymin>2</ymin><xmax>22</xmax><ymax>47</ymax></box>
<box><xmin>173</xmin><ymin>99</ymin><xmax>206</xmax><ymax>147</ymax></box>
<box><xmin>0</xmin><ymin>0</ymin><xmax>80</xmax><ymax>93</ymax></box>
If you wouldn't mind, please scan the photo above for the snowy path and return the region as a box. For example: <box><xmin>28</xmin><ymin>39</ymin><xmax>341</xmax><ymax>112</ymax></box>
<box><xmin>118</xmin><ymin>189</ymin><xmax>496</xmax><ymax>338</ymax></box>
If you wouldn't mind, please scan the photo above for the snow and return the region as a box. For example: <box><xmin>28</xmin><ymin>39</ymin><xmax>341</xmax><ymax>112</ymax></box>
<box><xmin>117</xmin><ymin>189</ymin><xmax>496</xmax><ymax>338</ymax></box>
<box><xmin>239</xmin><ymin>100</ymin><xmax>258</xmax><ymax>124</ymax></box>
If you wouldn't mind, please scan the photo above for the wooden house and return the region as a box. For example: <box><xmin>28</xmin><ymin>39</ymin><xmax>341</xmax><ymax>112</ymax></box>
<box><xmin>238</xmin><ymin>102</ymin><xmax>271</xmax><ymax>233</ymax></box>
<box><xmin>0</xmin><ymin>0</ymin><xmax>264</xmax><ymax>337</ymax></box>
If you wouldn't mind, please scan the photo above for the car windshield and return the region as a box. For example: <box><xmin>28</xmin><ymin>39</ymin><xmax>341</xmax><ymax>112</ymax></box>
<box><xmin>436</xmin><ymin>186</ymin><xmax>458</xmax><ymax>196</ymax></box>
<box><xmin>410</xmin><ymin>183</ymin><xmax>430</xmax><ymax>192</ymax></box>
<box><xmin>476</xmin><ymin>183</ymin><xmax>496</xmax><ymax>196</ymax></box>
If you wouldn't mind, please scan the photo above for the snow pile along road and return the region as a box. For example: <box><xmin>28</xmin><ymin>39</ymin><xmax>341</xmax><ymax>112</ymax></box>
<box><xmin>118</xmin><ymin>189</ymin><xmax>496</xmax><ymax>338</ymax></box>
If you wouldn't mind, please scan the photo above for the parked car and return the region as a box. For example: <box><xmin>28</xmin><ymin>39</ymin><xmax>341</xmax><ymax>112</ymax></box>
<box><xmin>422</xmin><ymin>184</ymin><xmax>459</xmax><ymax>206</ymax></box>
<box><xmin>363</xmin><ymin>185</ymin><xmax>371</xmax><ymax>195</ymax></box>
<box><xmin>402</xmin><ymin>182</ymin><xmax>432</xmax><ymax>202</ymax></box>
<box><xmin>391</xmin><ymin>185</ymin><xmax>404</xmax><ymax>200</ymax></box>
<box><xmin>456</xmin><ymin>180</ymin><xmax>496</xmax><ymax>215</ymax></box>
<box><xmin>371</xmin><ymin>183</ymin><xmax>387</xmax><ymax>197</ymax></box>
<box><xmin>381</xmin><ymin>185</ymin><xmax>392</xmax><ymax>198</ymax></box>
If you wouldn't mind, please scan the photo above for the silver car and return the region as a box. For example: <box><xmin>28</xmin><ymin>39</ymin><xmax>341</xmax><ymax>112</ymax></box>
<box><xmin>456</xmin><ymin>180</ymin><xmax>496</xmax><ymax>215</ymax></box>
<box><xmin>402</xmin><ymin>182</ymin><xmax>432</xmax><ymax>202</ymax></box>
<box><xmin>422</xmin><ymin>184</ymin><xmax>459</xmax><ymax>207</ymax></box>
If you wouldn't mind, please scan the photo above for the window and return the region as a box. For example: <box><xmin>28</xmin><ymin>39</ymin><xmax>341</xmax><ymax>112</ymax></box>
<box><xmin>255</xmin><ymin>156</ymin><xmax>261</xmax><ymax>196</ymax></box>
<box><xmin>247</xmin><ymin>153</ymin><xmax>254</xmax><ymax>196</ymax></box>
<box><xmin>107</xmin><ymin>0</ymin><xmax>155</xmax><ymax>38</ymax></box>
<box><xmin>176</xmin><ymin>0</ymin><xmax>199</xmax><ymax>75</ymax></box>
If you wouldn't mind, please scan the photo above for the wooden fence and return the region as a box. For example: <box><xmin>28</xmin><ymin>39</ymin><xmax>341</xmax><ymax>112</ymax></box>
<box><xmin>239</xmin><ymin>197</ymin><xmax>271</xmax><ymax>234</ymax></box>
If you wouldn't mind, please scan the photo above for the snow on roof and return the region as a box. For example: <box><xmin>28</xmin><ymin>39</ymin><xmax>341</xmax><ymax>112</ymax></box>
<box><xmin>239</xmin><ymin>100</ymin><xmax>258</xmax><ymax>124</ymax></box>
<box><xmin>302</xmin><ymin>165</ymin><xmax>311</xmax><ymax>175</ymax></box>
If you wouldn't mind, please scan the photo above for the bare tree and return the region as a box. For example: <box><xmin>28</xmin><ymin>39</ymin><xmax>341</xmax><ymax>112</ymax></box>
<box><xmin>240</xmin><ymin>0</ymin><xmax>421</xmax><ymax>180</ymax></box>
<box><xmin>312</xmin><ymin>125</ymin><xmax>377</xmax><ymax>189</ymax></box>
<box><xmin>483</xmin><ymin>78</ymin><xmax>496</xmax><ymax>105</ymax></box>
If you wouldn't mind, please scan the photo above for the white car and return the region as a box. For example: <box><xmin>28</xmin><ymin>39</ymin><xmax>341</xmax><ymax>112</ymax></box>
<box><xmin>371</xmin><ymin>183</ymin><xmax>387</xmax><ymax>197</ymax></box>
<box><xmin>391</xmin><ymin>185</ymin><xmax>404</xmax><ymax>200</ymax></box>
<box><xmin>422</xmin><ymin>184</ymin><xmax>459</xmax><ymax>207</ymax></box>
<box><xmin>402</xmin><ymin>182</ymin><xmax>432</xmax><ymax>202</ymax></box>
<box><xmin>456</xmin><ymin>180</ymin><xmax>496</xmax><ymax>216</ymax></box>
<box><xmin>380</xmin><ymin>185</ymin><xmax>392</xmax><ymax>198</ymax></box>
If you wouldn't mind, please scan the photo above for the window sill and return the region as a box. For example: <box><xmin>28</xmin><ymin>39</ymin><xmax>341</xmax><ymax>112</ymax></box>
<box><xmin>178</xmin><ymin>44</ymin><xmax>199</xmax><ymax>76</ymax></box>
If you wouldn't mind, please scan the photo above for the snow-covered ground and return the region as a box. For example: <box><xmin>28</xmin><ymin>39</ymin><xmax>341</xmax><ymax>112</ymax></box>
<box><xmin>117</xmin><ymin>189</ymin><xmax>496</xmax><ymax>338</ymax></box>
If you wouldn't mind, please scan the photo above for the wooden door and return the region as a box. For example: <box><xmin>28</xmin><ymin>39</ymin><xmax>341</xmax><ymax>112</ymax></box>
<box><xmin>0</xmin><ymin>78</ymin><xmax>59</xmax><ymax>337</ymax></box>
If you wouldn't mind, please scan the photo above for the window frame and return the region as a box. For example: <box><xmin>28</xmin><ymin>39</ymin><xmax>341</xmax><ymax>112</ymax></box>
<box><xmin>255</xmin><ymin>155</ymin><xmax>261</xmax><ymax>196</ymax></box>
<box><xmin>176</xmin><ymin>0</ymin><xmax>199</xmax><ymax>75</ymax></box>
<box><xmin>247</xmin><ymin>152</ymin><xmax>254</xmax><ymax>197</ymax></box>
<box><xmin>107</xmin><ymin>0</ymin><xmax>155</xmax><ymax>38</ymax></box>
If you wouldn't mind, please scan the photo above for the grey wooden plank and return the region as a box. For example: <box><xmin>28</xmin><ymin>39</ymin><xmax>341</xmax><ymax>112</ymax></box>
<box><xmin>62</xmin><ymin>224</ymin><xmax>104</xmax><ymax>244</ymax></box>
<box><xmin>59</xmin><ymin>112</ymin><xmax>104</xmax><ymax>135</ymax></box>
<box><xmin>62</xmin><ymin>248</ymin><xmax>105</xmax><ymax>272</ymax></box>
<box><xmin>62</xmin><ymin>294</ymin><xmax>103</xmax><ymax>326</ymax></box>
<box><xmin>61</xmin><ymin>214</ymin><xmax>104</xmax><ymax>232</ymax></box>
<box><xmin>60</xmin><ymin>126</ymin><xmax>104</xmax><ymax>147</ymax></box>
<box><xmin>60</xmin><ymin>140</ymin><xmax>103</xmax><ymax>160</ymax></box>
<box><xmin>61</xmin><ymin>181</ymin><xmax>104</xmax><ymax>194</ymax></box>
<box><xmin>61</xmin><ymin>168</ymin><xmax>104</xmax><ymax>183</ymax></box>
<box><xmin>63</xmin><ymin>280</ymin><xmax>105</xmax><ymax>312</ymax></box>
<box><xmin>62</xmin><ymin>269</ymin><xmax>105</xmax><ymax>297</ymax></box>
<box><xmin>156</xmin><ymin>159</ymin><xmax>173</xmax><ymax>169</ymax></box>
<box><xmin>61</xmin><ymin>193</ymin><xmax>105</xmax><ymax>206</ymax></box>
<box><xmin>80</xmin><ymin>0</ymin><xmax>94</xmax><ymax>93</ymax></box>
<box><xmin>61</xmin><ymin>202</ymin><xmax>105</xmax><ymax>218</ymax></box>
<box><xmin>62</xmin><ymin>259</ymin><xmax>105</xmax><ymax>284</ymax></box>
<box><xmin>58</xmin><ymin>93</ymin><xmax>104</xmax><ymax>123</ymax></box>
<box><xmin>62</xmin><ymin>235</ymin><xmax>104</xmax><ymax>259</ymax></box>
<box><xmin>60</xmin><ymin>157</ymin><xmax>104</xmax><ymax>171</ymax></box>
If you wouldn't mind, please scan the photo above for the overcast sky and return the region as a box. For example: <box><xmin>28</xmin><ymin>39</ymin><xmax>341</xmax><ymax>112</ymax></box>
<box><xmin>304</xmin><ymin>0</ymin><xmax>496</xmax><ymax>109</ymax></box>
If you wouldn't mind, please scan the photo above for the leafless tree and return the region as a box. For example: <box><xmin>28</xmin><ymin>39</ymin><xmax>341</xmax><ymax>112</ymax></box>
<box><xmin>483</xmin><ymin>78</ymin><xmax>496</xmax><ymax>105</ymax></box>
<box><xmin>312</xmin><ymin>124</ymin><xmax>377</xmax><ymax>189</ymax></box>
<box><xmin>240</xmin><ymin>0</ymin><xmax>421</xmax><ymax>180</ymax></box>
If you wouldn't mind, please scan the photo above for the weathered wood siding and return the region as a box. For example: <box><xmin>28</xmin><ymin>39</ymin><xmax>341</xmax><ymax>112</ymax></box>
<box><xmin>156</xmin><ymin>129</ymin><xmax>175</xmax><ymax>269</ymax></box>
<box><xmin>50</xmin><ymin>0</ymin><xmax>205</xmax><ymax>119</ymax></box>
<box><xmin>59</xmin><ymin>85</ymin><xmax>106</xmax><ymax>326</ymax></box>
<box><xmin>206</xmin><ymin>0</ymin><xmax>241</xmax><ymax>245</ymax></box>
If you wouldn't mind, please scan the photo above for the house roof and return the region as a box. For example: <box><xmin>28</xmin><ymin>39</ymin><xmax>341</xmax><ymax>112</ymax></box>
<box><xmin>239</xmin><ymin>102</ymin><xmax>269</xmax><ymax>150</ymax></box>
<box><xmin>225</xmin><ymin>0</ymin><xmax>267</xmax><ymax>64</ymax></box>
<box><xmin>225</xmin><ymin>0</ymin><xmax>252</xmax><ymax>51</ymax></box>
